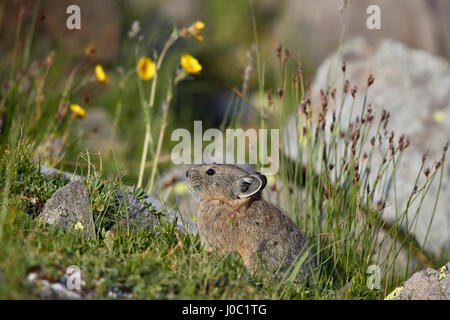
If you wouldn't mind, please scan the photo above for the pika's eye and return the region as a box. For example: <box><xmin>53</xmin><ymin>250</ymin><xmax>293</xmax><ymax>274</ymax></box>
<box><xmin>206</xmin><ymin>169</ymin><xmax>215</xmax><ymax>175</ymax></box>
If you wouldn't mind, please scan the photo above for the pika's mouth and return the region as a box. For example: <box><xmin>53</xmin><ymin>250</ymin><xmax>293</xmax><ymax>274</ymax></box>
<box><xmin>186</xmin><ymin>177</ymin><xmax>202</xmax><ymax>188</ymax></box>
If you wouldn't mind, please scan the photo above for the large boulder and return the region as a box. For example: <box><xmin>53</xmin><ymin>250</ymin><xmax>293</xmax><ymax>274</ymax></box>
<box><xmin>286</xmin><ymin>37</ymin><xmax>450</xmax><ymax>259</ymax></box>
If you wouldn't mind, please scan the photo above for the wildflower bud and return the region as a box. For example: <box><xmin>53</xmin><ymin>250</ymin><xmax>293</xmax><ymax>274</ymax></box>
<box><xmin>422</xmin><ymin>152</ymin><xmax>428</xmax><ymax>165</ymax></box>
<box><xmin>341</xmin><ymin>61</ymin><xmax>346</xmax><ymax>73</ymax></box>
<box><xmin>363</xmin><ymin>152</ymin><xmax>368</xmax><ymax>160</ymax></box>
<box><xmin>413</xmin><ymin>186</ymin><xmax>418</xmax><ymax>194</ymax></box>
<box><xmin>344</xmin><ymin>80</ymin><xmax>350</xmax><ymax>94</ymax></box>
<box><xmin>38</xmin><ymin>15</ymin><xmax>46</xmax><ymax>25</ymax></box>
<box><xmin>353</xmin><ymin>173</ymin><xmax>360</xmax><ymax>186</ymax></box>
<box><xmin>322</xmin><ymin>144</ymin><xmax>327</xmax><ymax>163</ymax></box>
<box><xmin>277</xmin><ymin>87</ymin><xmax>284</xmax><ymax>98</ymax></box>
<box><xmin>351</xmin><ymin>86</ymin><xmax>357</xmax><ymax>98</ymax></box>
<box><xmin>283</xmin><ymin>48</ymin><xmax>290</xmax><ymax>63</ymax></box>
<box><xmin>44</xmin><ymin>51</ymin><xmax>55</xmax><ymax>65</ymax></box>
<box><xmin>276</xmin><ymin>44</ymin><xmax>282</xmax><ymax>58</ymax></box>
<box><xmin>306</xmin><ymin>80</ymin><xmax>312</xmax><ymax>92</ymax></box>
<box><xmin>1</xmin><ymin>81</ymin><xmax>9</xmax><ymax>90</ymax></box>
<box><xmin>404</xmin><ymin>139</ymin><xmax>410</xmax><ymax>150</ymax></box>
<box><xmin>424</xmin><ymin>167</ymin><xmax>430</xmax><ymax>178</ymax></box>
<box><xmin>320</xmin><ymin>89</ymin><xmax>328</xmax><ymax>109</ymax></box>
<box><xmin>436</xmin><ymin>161</ymin><xmax>442</xmax><ymax>171</ymax></box>
<box><xmin>398</xmin><ymin>135</ymin><xmax>405</xmax><ymax>151</ymax></box>
<box><xmin>331</xmin><ymin>88</ymin><xmax>336</xmax><ymax>101</ymax></box>
<box><xmin>292</xmin><ymin>74</ymin><xmax>298</xmax><ymax>89</ymax></box>
<box><xmin>268</xmin><ymin>88</ymin><xmax>274</xmax><ymax>106</ymax></box>
<box><xmin>370</xmin><ymin>137</ymin><xmax>375</xmax><ymax>147</ymax></box>
<box><xmin>381</xmin><ymin>109</ymin><xmax>387</xmax><ymax>122</ymax></box>
<box><xmin>301</xmin><ymin>98</ymin><xmax>309</xmax><ymax>115</ymax></box>
<box><xmin>367</xmin><ymin>74</ymin><xmax>374</xmax><ymax>87</ymax></box>
<box><xmin>85</xmin><ymin>44</ymin><xmax>96</xmax><ymax>56</ymax></box>
<box><xmin>383</xmin><ymin>112</ymin><xmax>390</xmax><ymax>129</ymax></box>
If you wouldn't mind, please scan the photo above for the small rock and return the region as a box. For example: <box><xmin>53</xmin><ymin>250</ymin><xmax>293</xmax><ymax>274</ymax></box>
<box><xmin>115</xmin><ymin>188</ymin><xmax>198</xmax><ymax>235</ymax></box>
<box><xmin>39</xmin><ymin>180</ymin><xmax>95</xmax><ymax>238</ymax></box>
<box><xmin>26</xmin><ymin>272</ymin><xmax>82</xmax><ymax>300</ymax></box>
<box><xmin>386</xmin><ymin>261</ymin><xmax>450</xmax><ymax>300</ymax></box>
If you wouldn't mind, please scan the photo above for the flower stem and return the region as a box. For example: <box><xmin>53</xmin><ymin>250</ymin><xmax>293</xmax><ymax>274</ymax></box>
<box><xmin>137</xmin><ymin>33</ymin><xmax>178</xmax><ymax>189</ymax></box>
<box><xmin>137</xmin><ymin>122</ymin><xmax>151</xmax><ymax>188</ymax></box>
<box><xmin>147</xmin><ymin>87</ymin><xmax>173</xmax><ymax>194</ymax></box>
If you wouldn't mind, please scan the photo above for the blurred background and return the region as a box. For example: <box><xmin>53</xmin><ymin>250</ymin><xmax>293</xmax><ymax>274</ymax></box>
<box><xmin>1</xmin><ymin>0</ymin><xmax>449</xmax><ymax>183</ymax></box>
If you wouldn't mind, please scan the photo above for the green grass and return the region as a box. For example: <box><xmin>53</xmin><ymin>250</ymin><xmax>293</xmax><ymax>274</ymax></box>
<box><xmin>0</xmin><ymin>145</ymin><xmax>338</xmax><ymax>300</ymax></box>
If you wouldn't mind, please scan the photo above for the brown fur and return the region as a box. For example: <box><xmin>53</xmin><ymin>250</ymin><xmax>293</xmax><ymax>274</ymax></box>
<box><xmin>186</xmin><ymin>164</ymin><xmax>315</xmax><ymax>283</ymax></box>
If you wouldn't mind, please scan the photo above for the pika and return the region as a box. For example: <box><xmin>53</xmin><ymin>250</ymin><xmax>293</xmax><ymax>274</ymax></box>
<box><xmin>186</xmin><ymin>164</ymin><xmax>315</xmax><ymax>283</ymax></box>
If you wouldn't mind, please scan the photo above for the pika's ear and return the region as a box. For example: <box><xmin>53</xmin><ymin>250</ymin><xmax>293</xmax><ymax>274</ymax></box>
<box><xmin>238</xmin><ymin>173</ymin><xmax>267</xmax><ymax>198</ymax></box>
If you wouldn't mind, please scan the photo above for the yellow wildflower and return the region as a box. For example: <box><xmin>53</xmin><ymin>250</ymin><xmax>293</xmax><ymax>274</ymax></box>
<box><xmin>74</xmin><ymin>221</ymin><xmax>84</xmax><ymax>231</ymax></box>
<box><xmin>70</xmin><ymin>104</ymin><xmax>87</xmax><ymax>118</ymax></box>
<box><xmin>433</xmin><ymin>110</ymin><xmax>445</xmax><ymax>124</ymax></box>
<box><xmin>180</xmin><ymin>54</ymin><xmax>202</xmax><ymax>75</ymax></box>
<box><xmin>94</xmin><ymin>64</ymin><xmax>109</xmax><ymax>84</ymax></box>
<box><xmin>137</xmin><ymin>57</ymin><xmax>156</xmax><ymax>81</ymax></box>
<box><xmin>85</xmin><ymin>44</ymin><xmax>96</xmax><ymax>56</ymax></box>
<box><xmin>181</xmin><ymin>20</ymin><xmax>205</xmax><ymax>41</ymax></box>
<box><xmin>193</xmin><ymin>21</ymin><xmax>205</xmax><ymax>41</ymax></box>
<box><xmin>438</xmin><ymin>265</ymin><xmax>447</xmax><ymax>281</ymax></box>
<box><xmin>385</xmin><ymin>286</ymin><xmax>403</xmax><ymax>300</ymax></box>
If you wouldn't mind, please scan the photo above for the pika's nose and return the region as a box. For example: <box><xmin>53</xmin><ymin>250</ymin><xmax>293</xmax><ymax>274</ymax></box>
<box><xmin>186</xmin><ymin>167</ymin><xmax>197</xmax><ymax>179</ymax></box>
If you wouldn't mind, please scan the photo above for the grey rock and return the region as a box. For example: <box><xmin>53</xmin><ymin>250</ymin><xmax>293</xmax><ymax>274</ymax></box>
<box><xmin>26</xmin><ymin>272</ymin><xmax>83</xmax><ymax>300</ymax></box>
<box><xmin>40</xmin><ymin>165</ymin><xmax>82</xmax><ymax>181</ymax></box>
<box><xmin>38</xmin><ymin>166</ymin><xmax>198</xmax><ymax>235</ymax></box>
<box><xmin>115</xmin><ymin>187</ymin><xmax>198</xmax><ymax>235</ymax></box>
<box><xmin>387</xmin><ymin>261</ymin><xmax>450</xmax><ymax>300</ymax></box>
<box><xmin>286</xmin><ymin>37</ymin><xmax>450</xmax><ymax>259</ymax></box>
<box><xmin>39</xmin><ymin>180</ymin><xmax>95</xmax><ymax>238</ymax></box>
